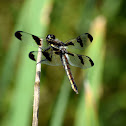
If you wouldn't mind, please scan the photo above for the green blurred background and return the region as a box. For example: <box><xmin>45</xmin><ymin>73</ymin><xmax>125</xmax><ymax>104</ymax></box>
<box><xmin>0</xmin><ymin>0</ymin><xmax>126</xmax><ymax>126</ymax></box>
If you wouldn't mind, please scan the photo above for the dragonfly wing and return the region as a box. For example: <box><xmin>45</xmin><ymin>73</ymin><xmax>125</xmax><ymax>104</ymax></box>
<box><xmin>65</xmin><ymin>33</ymin><xmax>93</xmax><ymax>50</ymax></box>
<box><xmin>66</xmin><ymin>52</ymin><xmax>94</xmax><ymax>69</ymax></box>
<box><xmin>29</xmin><ymin>48</ymin><xmax>62</xmax><ymax>66</ymax></box>
<box><xmin>15</xmin><ymin>31</ymin><xmax>49</xmax><ymax>49</ymax></box>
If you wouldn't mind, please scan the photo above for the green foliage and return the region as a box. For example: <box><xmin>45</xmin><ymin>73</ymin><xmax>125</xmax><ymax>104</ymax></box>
<box><xmin>0</xmin><ymin>0</ymin><xmax>126</xmax><ymax>126</ymax></box>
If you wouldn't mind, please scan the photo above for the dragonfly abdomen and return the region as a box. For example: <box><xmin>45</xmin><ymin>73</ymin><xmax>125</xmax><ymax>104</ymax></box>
<box><xmin>61</xmin><ymin>54</ymin><xmax>78</xmax><ymax>94</ymax></box>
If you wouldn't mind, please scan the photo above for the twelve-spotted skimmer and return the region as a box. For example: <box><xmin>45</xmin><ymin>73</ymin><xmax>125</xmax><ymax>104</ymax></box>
<box><xmin>15</xmin><ymin>31</ymin><xmax>94</xmax><ymax>94</ymax></box>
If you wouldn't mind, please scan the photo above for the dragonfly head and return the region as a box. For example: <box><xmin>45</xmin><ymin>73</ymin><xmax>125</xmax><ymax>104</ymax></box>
<box><xmin>46</xmin><ymin>34</ymin><xmax>55</xmax><ymax>42</ymax></box>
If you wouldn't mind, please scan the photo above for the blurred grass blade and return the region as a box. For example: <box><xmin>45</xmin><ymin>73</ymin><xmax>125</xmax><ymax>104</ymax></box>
<box><xmin>1</xmin><ymin>0</ymin><xmax>53</xmax><ymax>126</ymax></box>
<box><xmin>0</xmin><ymin>0</ymin><xmax>28</xmax><ymax>96</ymax></box>
<box><xmin>75</xmin><ymin>16</ymin><xmax>106</xmax><ymax>126</ymax></box>
<box><xmin>49</xmin><ymin>76</ymin><xmax>71</xmax><ymax>126</ymax></box>
<box><xmin>77</xmin><ymin>0</ymin><xmax>96</xmax><ymax>33</ymax></box>
<box><xmin>102</xmin><ymin>0</ymin><xmax>122</xmax><ymax>20</ymax></box>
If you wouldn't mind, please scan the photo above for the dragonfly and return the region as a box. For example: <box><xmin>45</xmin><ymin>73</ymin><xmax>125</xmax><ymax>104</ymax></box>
<box><xmin>15</xmin><ymin>31</ymin><xmax>94</xmax><ymax>94</ymax></box>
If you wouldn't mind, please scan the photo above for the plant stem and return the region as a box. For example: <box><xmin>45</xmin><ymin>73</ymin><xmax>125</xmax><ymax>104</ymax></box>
<box><xmin>32</xmin><ymin>44</ymin><xmax>42</xmax><ymax>126</ymax></box>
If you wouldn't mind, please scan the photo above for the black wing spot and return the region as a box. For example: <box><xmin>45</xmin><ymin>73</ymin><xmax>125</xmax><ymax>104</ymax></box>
<box><xmin>29</xmin><ymin>51</ymin><xmax>36</xmax><ymax>61</ymax></box>
<box><xmin>86</xmin><ymin>56</ymin><xmax>94</xmax><ymax>66</ymax></box>
<box><xmin>67</xmin><ymin>52</ymin><xmax>74</xmax><ymax>56</ymax></box>
<box><xmin>42</xmin><ymin>51</ymin><xmax>51</xmax><ymax>61</ymax></box>
<box><xmin>15</xmin><ymin>31</ymin><xmax>23</xmax><ymax>40</ymax></box>
<box><xmin>78</xmin><ymin>55</ymin><xmax>84</xmax><ymax>65</ymax></box>
<box><xmin>85</xmin><ymin>33</ymin><xmax>93</xmax><ymax>42</ymax></box>
<box><xmin>89</xmin><ymin>58</ymin><xmax>94</xmax><ymax>66</ymax></box>
<box><xmin>32</xmin><ymin>35</ymin><xmax>41</xmax><ymax>46</ymax></box>
<box><xmin>65</xmin><ymin>41</ymin><xmax>74</xmax><ymax>46</ymax></box>
<box><xmin>76</xmin><ymin>36</ymin><xmax>83</xmax><ymax>47</ymax></box>
<box><xmin>55</xmin><ymin>51</ymin><xmax>61</xmax><ymax>55</ymax></box>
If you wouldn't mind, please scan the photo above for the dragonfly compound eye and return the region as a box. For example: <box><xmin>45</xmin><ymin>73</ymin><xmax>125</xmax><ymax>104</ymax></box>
<box><xmin>46</xmin><ymin>34</ymin><xmax>55</xmax><ymax>41</ymax></box>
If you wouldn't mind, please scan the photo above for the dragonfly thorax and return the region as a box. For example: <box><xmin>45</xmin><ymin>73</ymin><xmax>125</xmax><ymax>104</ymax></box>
<box><xmin>59</xmin><ymin>46</ymin><xmax>67</xmax><ymax>54</ymax></box>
